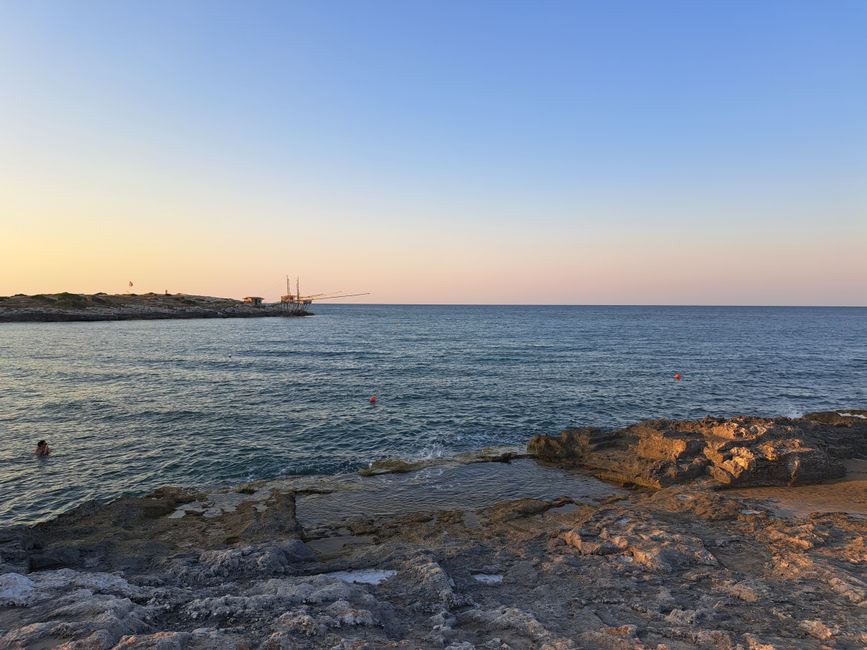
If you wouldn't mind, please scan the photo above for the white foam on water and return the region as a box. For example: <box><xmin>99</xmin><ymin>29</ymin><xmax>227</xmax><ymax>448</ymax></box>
<box><xmin>838</xmin><ymin>412</ymin><xmax>867</xmax><ymax>419</ymax></box>
<box><xmin>324</xmin><ymin>569</ymin><xmax>396</xmax><ymax>585</ymax></box>
<box><xmin>472</xmin><ymin>574</ymin><xmax>503</xmax><ymax>585</ymax></box>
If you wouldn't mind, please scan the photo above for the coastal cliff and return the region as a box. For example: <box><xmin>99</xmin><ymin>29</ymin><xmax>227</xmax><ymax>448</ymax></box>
<box><xmin>1</xmin><ymin>411</ymin><xmax>865</xmax><ymax>648</ymax></box>
<box><xmin>0</xmin><ymin>293</ymin><xmax>304</xmax><ymax>322</ymax></box>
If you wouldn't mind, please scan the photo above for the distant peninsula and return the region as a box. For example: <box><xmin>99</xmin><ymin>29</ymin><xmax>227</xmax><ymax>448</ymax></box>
<box><xmin>0</xmin><ymin>292</ymin><xmax>306</xmax><ymax>323</ymax></box>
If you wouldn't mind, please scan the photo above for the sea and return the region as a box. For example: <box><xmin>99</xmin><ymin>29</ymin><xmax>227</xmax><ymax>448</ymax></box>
<box><xmin>1</xmin><ymin>305</ymin><xmax>865</xmax><ymax>526</ymax></box>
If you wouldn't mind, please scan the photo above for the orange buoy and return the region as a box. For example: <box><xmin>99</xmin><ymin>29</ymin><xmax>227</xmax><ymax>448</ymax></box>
<box><xmin>369</xmin><ymin>396</ymin><xmax>377</xmax><ymax>404</ymax></box>
<box><xmin>674</xmin><ymin>373</ymin><xmax>681</xmax><ymax>381</ymax></box>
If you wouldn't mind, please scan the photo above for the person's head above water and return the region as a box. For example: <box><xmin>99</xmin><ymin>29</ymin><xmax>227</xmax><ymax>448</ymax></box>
<box><xmin>35</xmin><ymin>440</ymin><xmax>50</xmax><ymax>456</ymax></box>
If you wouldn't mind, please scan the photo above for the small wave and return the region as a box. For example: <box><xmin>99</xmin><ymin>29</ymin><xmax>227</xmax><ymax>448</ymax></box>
<box><xmin>5</xmin><ymin>305</ymin><xmax>867</xmax><ymax>526</ymax></box>
<box><xmin>358</xmin><ymin>445</ymin><xmax>526</xmax><ymax>477</ymax></box>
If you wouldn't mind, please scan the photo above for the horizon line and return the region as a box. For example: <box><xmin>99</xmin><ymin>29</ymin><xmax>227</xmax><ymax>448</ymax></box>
<box><xmin>4</xmin><ymin>292</ymin><xmax>865</xmax><ymax>309</ymax></box>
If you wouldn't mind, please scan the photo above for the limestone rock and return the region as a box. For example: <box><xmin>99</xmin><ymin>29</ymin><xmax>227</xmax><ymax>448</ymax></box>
<box><xmin>403</xmin><ymin>555</ymin><xmax>471</xmax><ymax>609</ymax></box>
<box><xmin>194</xmin><ymin>539</ymin><xmax>313</xmax><ymax>579</ymax></box>
<box><xmin>113</xmin><ymin>631</ymin><xmax>192</xmax><ymax>649</ymax></box>
<box><xmin>528</xmin><ymin>413</ymin><xmax>856</xmax><ymax>488</ymax></box>
<box><xmin>3</xmin><ymin>412</ymin><xmax>866</xmax><ymax>649</ymax></box>
<box><xmin>560</xmin><ymin>509</ymin><xmax>718</xmax><ymax>573</ymax></box>
<box><xmin>0</xmin><ymin>572</ymin><xmax>34</xmax><ymax>606</ymax></box>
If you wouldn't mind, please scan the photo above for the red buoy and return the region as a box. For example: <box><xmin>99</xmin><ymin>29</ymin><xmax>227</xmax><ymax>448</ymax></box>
<box><xmin>674</xmin><ymin>373</ymin><xmax>681</xmax><ymax>381</ymax></box>
<box><xmin>369</xmin><ymin>396</ymin><xmax>377</xmax><ymax>404</ymax></box>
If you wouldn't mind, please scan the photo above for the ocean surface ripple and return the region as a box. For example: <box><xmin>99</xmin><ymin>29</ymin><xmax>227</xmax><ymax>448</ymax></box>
<box><xmin>1</xmin><ymin>305</ymin><xmax>865</xmax><ymax>525</ymax></box>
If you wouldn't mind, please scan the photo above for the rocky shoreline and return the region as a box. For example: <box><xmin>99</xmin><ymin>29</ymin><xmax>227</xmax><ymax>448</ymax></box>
<box><xmin>0</xmin><ymin>293</ymin><xmax>306</xmax><ymax>323</ymax></box>
<box><xmin>1</xmin><ymin>411</ymin><xmax>866</xmax><ymax>649</ymax></box>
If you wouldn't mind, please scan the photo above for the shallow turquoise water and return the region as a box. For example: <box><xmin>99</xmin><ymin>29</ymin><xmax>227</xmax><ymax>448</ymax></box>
<box><xmin>1</xmin><ymin>305</ymin><xmax>865</xmax><ymax>525</ymax></box>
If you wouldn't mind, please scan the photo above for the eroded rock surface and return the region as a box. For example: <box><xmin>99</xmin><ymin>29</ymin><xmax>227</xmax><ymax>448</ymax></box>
<box><xmin>1</xmin><ymin>412</ymin><xmax>865</xmax><ymax>649</ymax></box>
<box><xmin>528</xmin><ymin>411</ymin><xmax>867</xmax><ymax>488</ymax></box>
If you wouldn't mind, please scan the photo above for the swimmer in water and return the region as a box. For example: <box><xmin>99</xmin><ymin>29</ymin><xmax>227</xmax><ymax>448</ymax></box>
<box><xmin>35</xmin><ymin>440</ymin><xmax>50</xmax><ymax>457</ymax></box>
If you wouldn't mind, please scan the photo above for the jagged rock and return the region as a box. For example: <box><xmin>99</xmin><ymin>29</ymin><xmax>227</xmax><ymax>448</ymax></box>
<box><xmin>560</xmin><ymin>509</ymin><xmax>718</xmax><ymax>573</ymax></box>
<box><xmin>0</xmin><ymin>590</ymin><xmax>153</xmax><ymax>649</ymax></box>
<box><xmin>274</xmin><ymin>608</ymin><xmax>321</xmax><ymax>636</ymax></box>
<box><xmin>324</xmin><ymin>599</ymin><xmax>377</xmax><ymax>626</ymax></box>
<box><xmin>0</xmin><ymin>568</ymin><xmax>145</xmax><ymax>607</ymax></box>
<box><xmin>712</xmin><ymin>578</ymin><xmax>763</xmax><ymax>602</ymax></box>
<box><xmin>114</xmin><ymin>631</ymin><xmax>192</xmax><ymax>649</ymax></box>
<box><xmin>28</xmin><ymin>546</ymin><xmax>82</xmax><ymax>571</ymax></box>
<box><xmin>703</xmin><ymin>436</ymin><xmax>841</xmax><ymax>487</ymax></box>
<box><xmin>184</xmin><ymin>593</ymin><xmax>283</xmax><ymax>621</ymax></box>
<box><xmin>252</xmin><ymin>575</ymin><xmax>360</xmax><ymax>604</ymax></box>
<box><xmin>459</xmin><ymin>606</ymin><xmax>552</xmax><ymax>641</ymax></box>
<box><xmin>402</xmin><ymin>555</ymin><xmax>471</xmax><ymax>609</ymax></box>
<box><xmin>528</xmin><ymin>413</ymin><xmax>857</xmax><ymax>488</ymax></box>
<box><xmin>2</xmin><ymin>412</ymin><xmax>866</xmax><ymax>649</ymax></box>
<box><xmin>526</xmin><ymin>427</ymin><xmax>606</xmax><ymax>463</ymax></box>
<box><xmin>799</xmin><ymin>619</ymin><xmax>836</xmax><ymax>641</ymax></box>
<box><xmin>194</xmin><ymin>539</ymin><xmax>313</xmax><ymax>579</ymax></box>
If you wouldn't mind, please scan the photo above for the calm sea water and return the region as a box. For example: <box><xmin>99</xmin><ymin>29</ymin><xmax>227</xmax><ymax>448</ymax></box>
<box><xmin>1</xmin><ymin>305</ymin><xmax>865</xmax><ymax>525</ymax></box>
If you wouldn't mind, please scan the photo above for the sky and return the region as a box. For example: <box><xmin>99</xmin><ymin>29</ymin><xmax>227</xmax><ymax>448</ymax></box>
<box><xmin>1</xmin><ymin>1</ymin><xmax>865</xmax><ymax>305</ymax></box>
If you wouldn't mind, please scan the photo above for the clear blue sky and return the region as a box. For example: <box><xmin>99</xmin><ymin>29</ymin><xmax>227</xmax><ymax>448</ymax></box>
<box><xmin>1</xmin><ymin>1</ymin><xmax>865</xmax><ymax>304</ymax></box>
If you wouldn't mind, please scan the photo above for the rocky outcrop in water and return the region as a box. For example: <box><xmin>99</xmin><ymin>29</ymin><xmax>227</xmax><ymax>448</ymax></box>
<box><xmin>0</xmin><ymin>292</ymin><xmax>305</xmax><ymax>322</ymax></box>
<box><xmin>528</xmin><ymin>411</ymin><xmax>867</xmax><ymax>489</ymax></box>
<box><xmin>1</xmin><ymin>412</ymin><xmax>865</xmax><ymax>648</ymax></box>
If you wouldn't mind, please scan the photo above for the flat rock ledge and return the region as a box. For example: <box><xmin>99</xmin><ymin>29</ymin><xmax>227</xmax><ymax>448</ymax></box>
<box><xmin>528</xmin><ymin>411</ymin><xmax>867</xmax><ymax>489</ymax></box>
<box><xmin>1</xmin><ymin>411</ymin><xmax>866</xmax><ymax>649</ymax></box>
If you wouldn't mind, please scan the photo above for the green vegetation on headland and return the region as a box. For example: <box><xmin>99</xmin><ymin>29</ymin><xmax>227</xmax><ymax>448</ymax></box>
<box><xmin>0</xmin><ymin>292</ymin><xmax>306</xmax><ymax>322</ymax></box>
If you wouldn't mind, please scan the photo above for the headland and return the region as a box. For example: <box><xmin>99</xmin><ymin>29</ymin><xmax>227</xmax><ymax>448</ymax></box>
<box><xmin>1</xmin><ymin>410</ymin><xmax>866</xmax><ymax>648</ymax></box>
<box><xmin>0</xmin><ymin>292</ymin><xmax>306</xmax><ymax>323</ymax></box>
